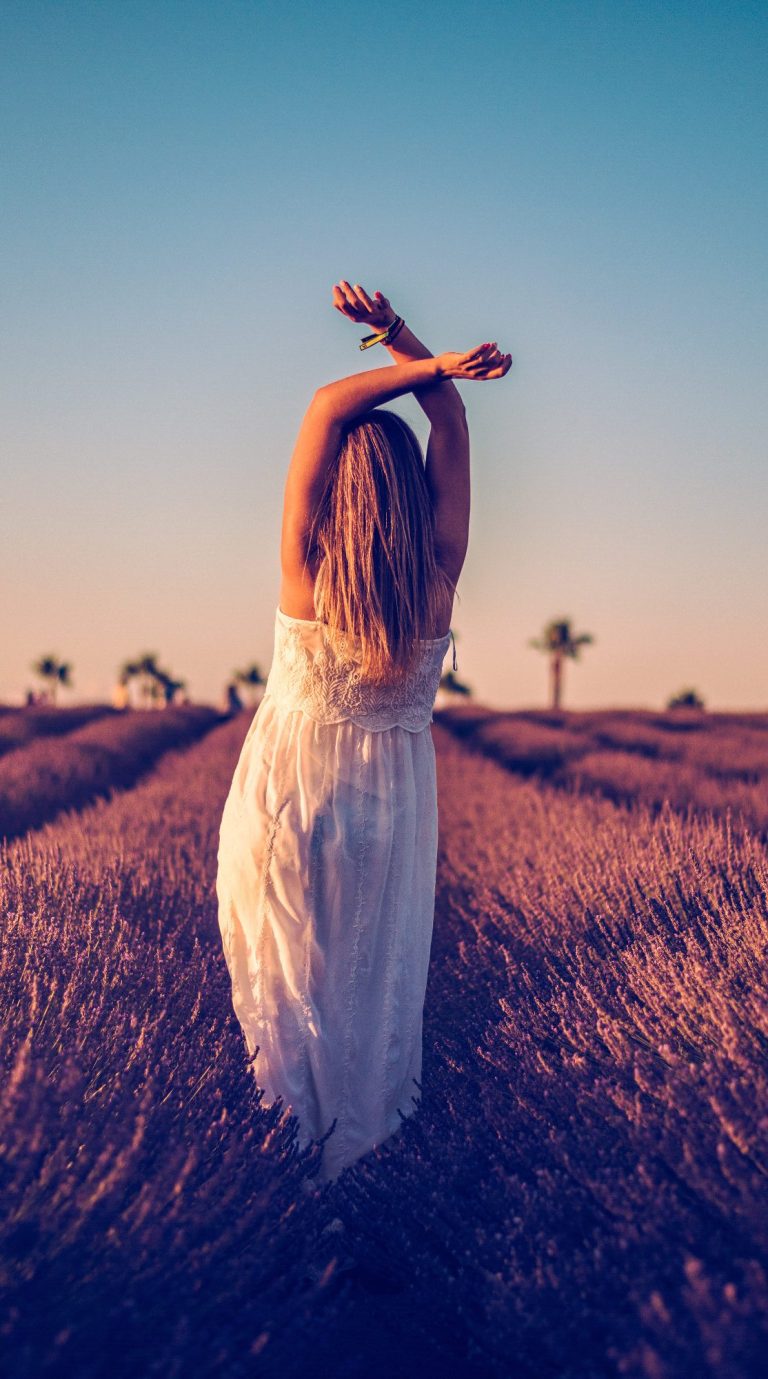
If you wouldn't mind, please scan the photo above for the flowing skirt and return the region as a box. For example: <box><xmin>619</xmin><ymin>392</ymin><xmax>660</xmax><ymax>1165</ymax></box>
<box><xmin>215</xmin><ymin>696</ymin><xmax>439</xmax><ymax>1181</ymax></box>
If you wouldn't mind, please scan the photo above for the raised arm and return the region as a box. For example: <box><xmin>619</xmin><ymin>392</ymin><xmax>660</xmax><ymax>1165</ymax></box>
<box><xmin>332</xmin><ymin>280</ymin><xmax>511</xmax><ymax>583</ymax></box>
<box><xmin>281</xmin><ymin>299</ymin><xmax>510</xmax><ymax>611</ymax></box>
<box><xmin>332</xmin><ymin>281</ymin><xmax>466</xmax><ymax>425</ymax></box>
<box><xmin>281</xmin><ymin>356</ymin><xmax>440</xmax><ymax>608</ymax></box>
<box><xmin>366</xmin><ymin>289</ymin><xmax>471</xmax><ymax>581</ymax></box>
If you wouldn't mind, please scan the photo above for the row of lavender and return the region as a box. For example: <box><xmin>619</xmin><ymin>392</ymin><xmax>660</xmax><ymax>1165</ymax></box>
<box><xmin>349</xmin><ymin>724</ymin><xmax>768</xmax><ymax>1377</ymax></box>
<box><xmin>0</xmin><ymin>705</ymin><xmax>226</xmax><ymax>839</ymax></box>
<box><xmin>2</xmin><ymin>710</ymin><xmax>767</xmax><ymax>1375</ymax></box>
<box><xmin>437</xmin><ymin>704</ymin><xmax>768</xmax><ymax>834</ymax></box>
<box><xmin>0</xmin><ymin>705</ymin><xmax>113</xmax><ymax>758</ymax></box>
<box><xmin>1</xmin><ymin>715</ymin><xmax>328</xmax><ymax>1379</ymax></box>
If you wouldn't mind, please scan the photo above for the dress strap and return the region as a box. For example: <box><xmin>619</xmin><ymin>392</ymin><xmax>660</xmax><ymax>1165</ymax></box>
<box><xmin>450</xmin><ymin>629</ymin><xmax>458</xmax><ymax>672</ymax></box>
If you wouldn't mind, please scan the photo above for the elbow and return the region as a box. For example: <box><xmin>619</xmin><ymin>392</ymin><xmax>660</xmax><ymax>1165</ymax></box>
<box><xmin>306</xmin><ymin>385</ymin><xmax>344</xmax><ymax>437</ymax></box>
<box><xmin>310</xmin><ymin>385</ymin><xmax>341</xmax><ymax>422</ymax></box>
<box><xmin>308</xmin><ymin>385</ymin><xmax>336</xmax><ymax>423</ymax></box>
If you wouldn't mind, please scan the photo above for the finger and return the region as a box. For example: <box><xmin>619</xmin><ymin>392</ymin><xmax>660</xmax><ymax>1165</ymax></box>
<box><xmin>476</xmin><ymin>345</ymin><xmax>506</xmax><ymax>366</ymax></box>
<box><xmin>459</xmin><ymin>343</ymin><xmax>492</xmax><ymax>364</ymax></box>
<box><xmin>459</xmin><ymin>351</ymin><xmax>489</xmax><ymax>367</ymax></box>
<box><xmin>462</xmin><ymin>350</ymin><xmax>510</xmax><ymax>378</ymax></box>
<box><xmin>334</xmin><ymin>306</ymin><xmax>357</xmax><ymax>319</ymax></box>
<box><xmin>332</xmin><ymin>286</ymin><xmax>357</xmax><ymax>319</ymax></box>
<box><xmin>338</xmin><ymin>280</ymin><xmax>359</xmax><ymax>309</ymax></box>
<box><xmin>354</xmin><ymin>284</ymin><xmax>376</xmax><ymax>312</ymax></box>
<box><xmin>332</xmin><ymin>284</ymin><xmax>354</xmax><ymax>312</ymax></box>
<box><xmin>476</xmin><ymin>354</ymin><xmax>513</xmax><ymax>378</ymax></box>
<box><xmin>347</xmin><ymin>282</ymin><xmax>368</xmax><ymax>312</ymax></box>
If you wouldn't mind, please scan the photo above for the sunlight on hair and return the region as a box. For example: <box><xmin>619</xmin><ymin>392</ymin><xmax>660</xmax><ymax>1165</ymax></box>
<box><xmin>309</xmin><ymin>409</ymin><xmax>457</xmax><ymax>683</ymax></box>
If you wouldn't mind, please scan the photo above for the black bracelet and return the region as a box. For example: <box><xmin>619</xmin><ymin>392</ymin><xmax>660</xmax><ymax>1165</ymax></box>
<box><xmin>383</xmin><ymin>316</ymin><xmax>405</xmax><ymax>346</ymax></box>
<box><xmin>359</xmin><ymin>315</ymin><xmax>404</xmax><ymax>351</ymax></box>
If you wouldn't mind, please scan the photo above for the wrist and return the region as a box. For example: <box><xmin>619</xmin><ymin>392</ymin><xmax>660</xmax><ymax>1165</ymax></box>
<box><xmin>433</xmin><ymin>353</ymin><xmax>448</xmax><ymax>380</ymax></box>
<box><xmin>367</xmin><ymin>311</ymin><xmax>396</xmax><ymax>336</ymax></box>
<box><xmin>359</xmin><ymin>314</ymin><xmax>403</xmax><ymax>351</ymax></box>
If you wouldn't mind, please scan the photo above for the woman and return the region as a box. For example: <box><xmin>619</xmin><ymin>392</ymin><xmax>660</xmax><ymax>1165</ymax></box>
<box><xmin>216</xmin><ymin>281</ymin><xmax>511</xmax><ymax>1183</ymax></box>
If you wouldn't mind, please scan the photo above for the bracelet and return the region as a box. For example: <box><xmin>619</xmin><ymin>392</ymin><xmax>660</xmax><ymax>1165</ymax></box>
<box><xmin>359</xmin><ymin>315</ymin><xmax>405</xmax><ymax>351</ymax></box>
<box><xmin>384</xmin><ymin>316</ymin><xmax>405</xmax><ymax>347</ymax></box>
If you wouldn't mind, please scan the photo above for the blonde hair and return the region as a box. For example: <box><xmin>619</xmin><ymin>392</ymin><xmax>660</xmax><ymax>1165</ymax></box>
<box><xmin>307</xmin><ymin>408</ymin><xmax>457</xmax><ymax>683</ymax></box>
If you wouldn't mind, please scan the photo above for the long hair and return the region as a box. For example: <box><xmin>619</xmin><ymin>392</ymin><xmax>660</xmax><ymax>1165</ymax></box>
<box><xmin>307</xmin><ymin>408</ymin><xmax>457</xmax><ymax>683</ymax></box>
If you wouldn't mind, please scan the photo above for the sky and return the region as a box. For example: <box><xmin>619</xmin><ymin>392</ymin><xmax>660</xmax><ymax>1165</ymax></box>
<box><xmin>2</xmin><ymin>0</ymin><xmax>766</xmax><ymax>710</ymax></box>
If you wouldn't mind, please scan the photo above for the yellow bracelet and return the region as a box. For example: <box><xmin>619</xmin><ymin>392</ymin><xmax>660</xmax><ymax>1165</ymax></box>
<box><xmin>359</xmin><ymin>315</ymin><xmax>403</xmax><ymax>351</ymax></box>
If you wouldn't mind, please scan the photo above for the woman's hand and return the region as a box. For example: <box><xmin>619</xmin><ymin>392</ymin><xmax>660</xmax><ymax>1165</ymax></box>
<box><xmin>332</xmin><ymin>280</ymin><xmax>396</xmax><ymax>332</ymax></box>
<box><xmin>436</xmin><ymin>342</ymin><xmax>512</xmax><ymax>380</ymax></box>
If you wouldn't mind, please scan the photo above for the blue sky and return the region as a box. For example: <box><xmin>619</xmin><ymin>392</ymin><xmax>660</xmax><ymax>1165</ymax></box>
<box><xmin>2</xmin><ymin>0</ymin><xmax>766</xmax><ymax>708</ymax></box>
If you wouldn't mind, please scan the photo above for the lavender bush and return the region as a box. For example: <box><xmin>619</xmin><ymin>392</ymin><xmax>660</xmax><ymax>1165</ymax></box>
<box><xmin>0</xmin><ymin>706</ymin><xmax>224</xmax><ymax>840</ymax></box>
<box><xmin>2</xmin><ymin>707</ymin><xmax>767</xmax><ymax>1376</ymax></box>
<box><xmin>0</xmin><ymin>705</ymin><xmax>114</xmax><ymax>759</ymax></box>
<box><xmin>437</xmin><ymin>707</ymin><xmax>768</xmax><ymax>837</ymax></box>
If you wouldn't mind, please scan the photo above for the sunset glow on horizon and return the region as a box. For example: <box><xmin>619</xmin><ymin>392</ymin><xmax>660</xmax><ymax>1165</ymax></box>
<box><xmin>3</xmin><ymin>0</ymin><xmax>766</xmax><ymax>710</ymax></box>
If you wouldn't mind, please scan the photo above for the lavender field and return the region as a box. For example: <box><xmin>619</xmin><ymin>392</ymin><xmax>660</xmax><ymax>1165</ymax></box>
<box><xmin>0</xmin><ymin>705</ymin><xmax>224</xmax><ymax>840</ymax></box>
<box><xmin>2</xmin><ymin>705</ymin><xmax>768</xmax><ymax>1378</ymax></box>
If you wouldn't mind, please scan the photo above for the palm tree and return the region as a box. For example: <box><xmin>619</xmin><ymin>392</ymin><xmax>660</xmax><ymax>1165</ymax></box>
<box><xmin>667</xmin><ymin>687</ymin><xmax>705</xmax><ymax>710</ymax></box>
<box><xmin>438</xmin><ymin>669</ymin><xmax>472</xmax><ymax>697</ymax></box>
<box><xmin>119</xmin><ymin>654</ymin><xmax>160</xmax><ymax>709</ymax></box>
<box><xmin>31</xmin><ymin>654</ymin><xmax>73</xmax><ymax>705</ymax></box>
<box><xmin>138</xmin><ymin>654</ymin><xmax>165</xmax><ymax>708</ymax></box>
<box><xmin>529</xmin><ymin>617</ymin><xmax>594</xmax><ymax>711</ymax></box>
<box><xmin>119</xmin><ymin>659</ymin><xmax>140</xmax><ymax>708</ymax></box>
<box><xmin>155</xmin><ymin>668</ymin><xmax>187</xmax><ymax>706</ymax></box>
<box><xmin>119</xmin><ymin>653</ymin><xmax>184</xmax><ymax>708</ymax></box>
<box><xmin>234</xmin><ymin>664</ymin><xmax>265</xmax><ymax>709</ymax></box>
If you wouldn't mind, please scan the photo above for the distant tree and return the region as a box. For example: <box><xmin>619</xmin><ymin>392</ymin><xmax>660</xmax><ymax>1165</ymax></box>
<box><xmin>667</xmin><ymin>687</ymin><xmax>705</xmax><ymax>711</ymax></box>
<box><xmin>234</xmin><ymin>664</ymin><xmax>266</xmax><ymax>709</ymax></box>
<box><xmin>439</xmin><ymin>669</ymin><xmax>472</xmax><ymax>697</ymax></box>
<box><xmin>120</xmin><ymin>654</ymin><xmax>185</xmax><ymax>708</ymax></box>
<box><xmin>155</xmin><ymin>668</ymin><xmax>187</xmax><ymax>707</ymax></box>
<box><xmin>31</xmin><ymin>654</ymin><xmax>73</xmax><ymax>705</ymax></box>
<box><xmin>529</xmin><ymin>617</ymin><xmax>594</xmax><ymax>710</ymax></box>
<box><xmin>225</xmin><ymin>681</ymin><xmax>244</xmax><ymax>714</ymax></box>
<box><xmin>119</xmin><ymin>660</ymin><xmax>137</xmax><ymax>706</ymax></box>
<box><xmin>120</xmin><ymin>654</ymin><xmax>159</xmax><ymax>709</ymax></box>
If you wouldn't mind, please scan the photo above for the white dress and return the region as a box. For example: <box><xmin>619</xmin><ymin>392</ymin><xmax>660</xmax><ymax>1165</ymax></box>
<box><xmin>216</xmin><ymin>606</ymin><xmax>455</xmax><ymax>1182</ymax></box>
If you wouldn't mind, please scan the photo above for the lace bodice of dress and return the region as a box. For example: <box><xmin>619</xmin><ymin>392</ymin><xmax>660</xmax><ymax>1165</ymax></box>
<box><xmin>263</xmin><ymin>607</ymin><xmax>453</xmax><ymax>732</ymax></box>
